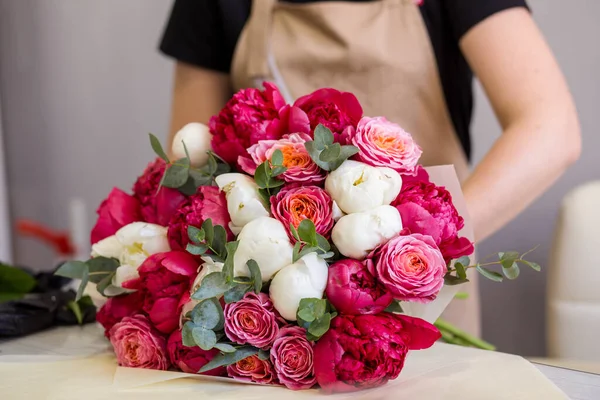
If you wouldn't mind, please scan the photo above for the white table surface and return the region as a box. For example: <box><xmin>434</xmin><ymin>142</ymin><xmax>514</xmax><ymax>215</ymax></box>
<box><xmin>1</xmin><ymin>324</ymin><xmax>599</xmax><ymax>399</ymax></box>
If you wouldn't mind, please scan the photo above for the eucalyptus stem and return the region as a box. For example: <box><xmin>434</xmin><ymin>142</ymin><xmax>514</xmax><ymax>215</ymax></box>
<box><xmin>435</xmin><ymin>318</ymin><xmax>496</xmax><ymax>351</ymax></box>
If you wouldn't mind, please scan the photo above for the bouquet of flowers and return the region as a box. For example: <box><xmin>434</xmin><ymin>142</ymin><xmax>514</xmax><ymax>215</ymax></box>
<box><xmin>58</xmin><ymin>83</ymin><xmax>539</xmax><ymax>394</ymax></box>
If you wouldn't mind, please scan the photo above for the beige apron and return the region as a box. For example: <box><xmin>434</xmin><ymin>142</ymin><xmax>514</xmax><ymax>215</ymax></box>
<box><xmin>231</xmin><ymin>0</ymin><xmax>481</xmax><ymax>336</ymax></box>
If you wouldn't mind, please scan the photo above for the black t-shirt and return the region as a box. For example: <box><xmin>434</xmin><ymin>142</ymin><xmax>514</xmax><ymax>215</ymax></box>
<box><xmin>159</xmin><ymin>0</ymin><xmax>528</xmax><ymax>160</ymax></box>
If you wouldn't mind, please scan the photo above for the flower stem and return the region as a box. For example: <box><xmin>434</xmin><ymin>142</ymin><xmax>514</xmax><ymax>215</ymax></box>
<box><xmin>435</xmin><ymin>318</ymin><xmax>496</xmax><ymax>351</ymax></box>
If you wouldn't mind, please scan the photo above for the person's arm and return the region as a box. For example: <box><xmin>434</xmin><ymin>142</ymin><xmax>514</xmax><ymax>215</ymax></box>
<box><xmin>167</xmin><ymin>62</ymin><xmax>231</xmax><ymax>151</ymax></box>
<box><xmin>459</xmin><ymin>7</ymin><xmax>581</xmax><ymax>242</ymax></box>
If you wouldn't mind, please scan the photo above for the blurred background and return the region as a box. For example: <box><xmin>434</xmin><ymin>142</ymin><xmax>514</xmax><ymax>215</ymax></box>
<box><xmin>0</xmin><ymin>0</ymin><xmax>598</xmax><ymax>358</ymax></box>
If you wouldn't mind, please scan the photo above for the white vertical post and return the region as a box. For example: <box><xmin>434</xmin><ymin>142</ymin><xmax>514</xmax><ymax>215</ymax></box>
<box><xmin>0</xmin><ymin>95</ymin><xmax>13</xmax><ymax>264</ymax></box>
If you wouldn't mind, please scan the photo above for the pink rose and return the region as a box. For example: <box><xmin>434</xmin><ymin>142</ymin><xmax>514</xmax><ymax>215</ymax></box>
<box><xmin>238</xmin><ymin>133</ymin><xmax>325</xmax><ymax>184</ymax></box>
<box><xmin>271</xmin><ymin>326</ymin><xmax>317</xmax><ymax>390</ymax></box>
<box><xmin>227</xmin><ymin>355</ymin><xmax>278</xmax><ymax>385</ymax></box>
<box><xmin>224</xmin><ymin>292</ymin><xmax>282</xmax><ymax>349</ymax></box>
<box><xmin>326</xmin><ymin>259</ymin><xmax>393</xmax><ymax>315</ymax></box>
<box><xmin>167</xmin><ymin>186</ymin><xmax>233</xmax><ymax>251</ymax></box>
<box><xmin>271</xmin><ymin>185</ymin><xmax>334</xmax><ymax>239</ymax></box>
<box><xmin>366</xmin><ymin>234</ymin><xmax>446</xmax><ymax>303</ymax></box>
<box><xmin>392</xmin><ymin>179</ymin><xmax>473</xmax><ymax>262</ymax></box>
<box><xmin>350</xmin><ymin>116</ymin><xmax>422</xmax><ymax>175</ymax></box>
<box><xmin>313</xmin><ymin>313</ymin><xmax>440</xmax><ymax>393</ymax></box>
<box><xmin>123</xmin><ymin>251</ymin><xmax>198</xmax><ymax>334</ymax></box>
<box><xmin>167</xmin><ymin>330</ymin><xmax>226</xmax><ymax>376</ymax></box>
<box><xmin>293</xmin><ymin>88</ymin><xmax>363</xmax><ymax>137</ymax></box>
<box><xmin>209</xmin><ymin>82</ymin><xmax>291</xmax><ymax>164</ymax></box>
<box><xmin>109</xmin><ymin>314</ymin><xmax>170</xmax><ymax>370</ymax></box>
<box><xmin>96</xmin><ymin>291</ymin><xmax>144</xmax><ymax>337</ymax></box>
<box><xmin>132</xmin><ymin>158</ymin><xmax>187</xmax><ymax>225</ymax></box>
<box><xmin>90</xmin><ymin>188</ymin><xmax>142</xmax><ymax>244</ymax></box>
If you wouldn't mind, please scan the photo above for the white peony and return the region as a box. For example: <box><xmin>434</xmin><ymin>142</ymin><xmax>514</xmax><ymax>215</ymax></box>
<box><xmin>233</xmin><ymin>217</ymin><xmax>293</xmax><ymax>282</ymax></box>
<box><xmin>324</xmin><ymin>160</ymin><xmax>402</xmax><ymax>214</ymax></box>
<box><xmin>331</xmin><ymin>205</ymin><xmax>403</xmax><ymax>260</ymax></box>
<box><xmin>171</xmin><ymin>122</ymin><xmax>212</xmax><ymax>167</ymax></box>
<box><xmin>180</xmin><ymin>256</ymin><xmax>224</xmax><ymax>328</ymax></box>
<box><xmin>269</xmin><ymin>252</ymin><xmax>329</xmax><ymax>321</ymax></box>
<box><xmin>215</xmin><ymin>173</ymin><xmax>270</xmax><ymax>235</ymax></box>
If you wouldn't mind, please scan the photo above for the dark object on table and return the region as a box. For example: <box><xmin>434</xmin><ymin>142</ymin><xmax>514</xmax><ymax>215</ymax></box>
<box><xmin>0</xmin><ymin>266</ymin><xmax>96</xmax><ymax>337</ymax></box>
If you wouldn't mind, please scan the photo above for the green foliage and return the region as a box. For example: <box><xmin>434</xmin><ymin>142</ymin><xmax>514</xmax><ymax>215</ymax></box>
<box><xmin>191</xmin><ymin>272</ymin><xmax>233</xmax><ymax>301</ymax></box>
<box><xmin>185</xmin><ymin>219</ymin><xmax>229</xmax><ymax>262</ymax></box>
<box><xmin>0</xmin><ymin>263</ymin><xmax>37</xmax><ymax>303</ymax></box>
<box><xmin>66</xmin><ymin>295</ymin><xmax>94</xmax><ymax>325</ymax></box>
<box><xmin>254</xmin><ymin>149</ymin><xmax>287</xmax><ymax>202</ymax></box>
<box><xmin>199</xmin><ymin>346</ymin><xmax>259</xmax><ymax>373</ymax></box>
<box><xmin>296</xmin><ymin>298</ymin><xmax>336</xmax><ymax>341</ymax></box>
<box><xmin>304</xmin><ymin>124</ymin><xmax>358</xmax><ymax>171</ymax></box>
<box><xmin>291</xmin><ymin>220</ymin><xmax>334</xmax><ymax>263</ymax></box>
<box><xmin>384</xmin><ymin>300</ymin><xmax>404</xmax><ymax>313</ymax></box>
<box><xmin>55</xmin><ymin>257</ymin><xmax>120</xmax><ymax>301</ymax></box>
<box><xmin>149</xmin><ymin>133</ymin><xmax>169</xmax><ymax>162</ymax></box>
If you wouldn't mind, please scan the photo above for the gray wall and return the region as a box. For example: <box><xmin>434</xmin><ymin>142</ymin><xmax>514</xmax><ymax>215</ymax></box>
<box><xmin>0</xmin><ymin>0</ymin><xmax>598</xmax><ymax>356</ymax></box>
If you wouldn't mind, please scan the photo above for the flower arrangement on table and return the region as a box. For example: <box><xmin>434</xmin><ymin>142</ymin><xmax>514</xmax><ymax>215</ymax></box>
<box><xmin>58</xmin><ymin>83</ymin><xmax>539</xmax><ymax>393</ymax></box>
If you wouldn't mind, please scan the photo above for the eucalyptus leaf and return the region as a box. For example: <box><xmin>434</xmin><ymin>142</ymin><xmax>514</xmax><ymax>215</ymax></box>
<box><xmin>315</xmin><ymin>234</ymin><xmax>331</xmax><ymax>252</ymax></box>
<box><xmin>192</xmin><ymin>326</ymin><xmax>217</xmax><ymax>350</ymax></box>
<box><xmin>187</xmin><ymin>225</ymin><xmax>205</xmax><ymax>244</ymax></box>
<box><xmin>199</xmin><ymin>346</ymin><xmax>259</xmax><ymax>373</ymax></box>
<box><xmin>189</xmin><ymin>169</ymin><xmax>213</xmax><ymax>187</ymax></box>
<box><xmin>271</xmin><ymin>149</ymin><xmax>284</xmax><ymax>166</ymax></box>
<box><xmin>67</xmin><ymin>300</ymin><xmax>84</xmax><ymax>325</ymax></box>
<box><xmin>182</xmin><ymin>322</ymin><xmax>196</xmax><ymax>347</ymax></box>
<box><xmin>224</xmin><ymin>283</ymin><xmax>251</xmax><ymax>304</ymax></box>
<box><xmin>384</xmin><ymin>300</ymin><xmax>403</xmax><ymax>313</ymax></box>
<box><xmin>297</xmin><ymin>219</ymin><xmax>317</xmax><ymax>244</ymax></box>
<box><xmin>297</xmin><ymin>298</ymin><xmax>327</xmax><ymax>322</ymax></box>
<box><xmin>292</xmin><ymin>241</ymin><xmax>302</xmax><ymax>263</ymax></box>
<box><xmin>95</xmin><ymin>272</ymin><xmax>115</xmax><ymax>296</ymax></box>
<box><xmin>271</xmin><ymin>166</ymin><xmax>287</xmax><ymax>177</ymax></box>
<box><xmin>186</xmin><ymin>243</ymin><xmax>208</xmax><ymax>256</ymax></box>
<box><xmin>246</xmin><ymin>260</ymin><xmax>262</xmax><ymax>294</ymax></box>
<box><xmin>297</xmin><ymin>246</ymin><xmax>319</xmax><ymax>260</ymax></box>
<box><xmin>476</xmin><ymin>265</ymin><xmax>504</xmax><ymax>282</ymax></box>
<box><xmin>55</xmin><ymin>261</ymin><xmax>88</xmax><ymax>280</ymax></box>
<box><xmin>454</xmin><ymin>262</ymin><xmax>467</xmax><ymax>280</ymax></box>
<box><xmin>443</xmin><ymin>274</ymin><xmax>469</xmax><ymax>285</ymax></box>
<box><xmin>254</xmin><ymin>162</ymin><xmax>270</xmax><ymax>189</ymax></box>
<box><xmin>149</xmin><ymin>133</ymin><xmax>169</xmax><ymax>162</ymax></box>
<box><xmin>289</xmin><ymin>223</ymin><xmax>300</xmax><ymax>241</ymax></box>
<box><xmin>499</xmin><ymin>251</ymin><xmax>520</xmax><ymax>270</ymax></box>
<box><xmin>456</xmin><ymin>256</ymin><xmax>471</xmax><ymax>267</ymax></box>
<box><xmin>214</xmin><ymin>343</ymin><xmax>237</xmax><ymax>353</ymax></box>
<box><xmin>522</xmin><ymin>260</ymin><xmax>541</xmax><ymax>271</ymax></box>
<box><xmin>222</xmin><ymin>241</ymin><xmax>240</xmax><ymax>283</ymax></box>
<box><xmin>207</xmin><ymin>153</ymin><xmax>218</xmax><ymax>175</ymax></box>
<box><xmin>212</xmin><ymin>225</ymin><xmax>228</xmax><ymax>259</ymax></box>
<box><xmin>192</xmin><ymin>272</ymin><xmax>233</xmax><ymax>301</ymax></box>
<box><xmin>318</xmin><ymin>251</ymin><xmax>335</xmax><ymax>259</ymax></box>
<box><xmin>76</xmin><ymin>267</ymin><xmax>89</xmax><ymax>301</ymax></box>
<box><xmin>319</xmin><ymin>143</ymin><xmax>341</xmax><ymax>162</ymax></box>
<box><xmin>314</xmin><ymin>124</ymin><xmax>334</xmax><ymax>148</ymax></box>
<box><xmin>502</xmin><ymin>263</ymin><xmax>520</xmax><ymax>280</ymax></box>
<box><xmin>257</xmin><ymin>349</ymin><xmax>270</xmax><ymax>361</ymax></box>
<box><xmin>191</xmin><ymin>298</ymin><xmax>223</xmax><ymax>330</ymax></box>
<box><xmin>162</xmin><ymin>164</ymin><xmax>190</xmax><ymax>188</ymax></box>
<box><xmin>308</xmin><ymin>313</ymin><xmax>332</xmax><ymax>339</ymax></box>
<box><xmin>202</xmin><ymin>219</ymin><xmax>214</xmax><ymax>246</ymax></box>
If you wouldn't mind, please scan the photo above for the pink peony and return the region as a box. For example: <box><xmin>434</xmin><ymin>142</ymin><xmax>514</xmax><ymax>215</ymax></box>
<box><xmin>313</xmin><ymin>313</ymin><xmax>440</xmax><ymax>393</ymax></box>
<box><xmin>167</xmin><ymin>330</ymin><xmax>226</xmax><ymax>376</ymax></box>
<box><xmin>224</xmin><ymin>292</ymin><xmax>282</xmax><ymax>349</ymax></box>
<box><xmin>238</xmin><ymin>133</ymin><xmax>325</xmax><ymax>184</ymax></box>
<box><xmin>392</xmin><ymin>179</ymin><xmax>474</xmax><ymax>262</ymax></box>
<box><xmin>326</xmin><ymin>259</ymin><xmax>393</xmax><ymax>315</ymax></box>
<box><xmin>123</xmin><ymin>251</ymin><xmax>198</xmax><ymax>334</ymax></box>
<box><xmin>366</xmin><ymin>234</ymin><xmax>446</xmax><ymax>303</ymax></box>
<box><xmin>167</xmin><ymin>186</ymin><xmax>233</xmax><ymax>251</ymax></box>
<box><xmin>96</xmin><ymin>291</ymin><xmax>144</xmax><ymax>337</ymax></box>
<box><xmin>90</xmin><ymin>188</ymin><xmax>142</xmax><ymax>244</ymax></box>
<box><xmin>349</xmin><ymin>116</ymin><xmax>422</xmax><ymax>175</ymax></box>
<box><xmin>293</xmin><ymin>88</ymin><xmax>363</xmax><ymax>137</ymax></box>
<box><xmin>271</xmin><ymin>185</ymin><xmax>334</xmax><ymax>239</ymax></box>
<box><xmin>227</xmin><ymin>355</ymin><xmax>278</xmax><ymax>385</ymax></box>
<box><xmin>209</xmin><ymin>82</ymin><xmax>291</xmax><ymax>164</ymax></box>
<box><xmin>132</xmin><ymin>158</ymin><xmax>187</xmax><ymax>225</ymax></box>
<box><xmin>271</xmin><ymin>326</ymin><xmax>317</xmax><ymax>390</ymax></box>
<box><xmin>109</xmin><ymin>314</ymin><xmax>170</xmax><ymax>370</ymax></box>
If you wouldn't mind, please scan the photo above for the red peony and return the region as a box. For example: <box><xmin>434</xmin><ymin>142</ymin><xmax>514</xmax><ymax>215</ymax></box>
<box><xmin>109</xmin><ymin>314</ymin><xmax>170</xmax><ymax>370</ymax></box>
<box><xmin>313</xmin><ymin>313</ymin><xmax>440</xmax><ymax>393</ymax></box>
<box><xmin>224</xmin><ymin>292</ymin><xmax>282</xmax><ymax>349</ymax></box>
<box><xmin>167</xmin><ymin>186</ymin><xmax>233</xmax><ymax>251</ymax></box>
<box><xmin>209</xmin><ymin>82</ymin><xmax>289</xmax><ymax>164</ymax></box>
<box><xmin>123</xmin><ymin>251</ymin><xmax>198</xmax><ymax>334</ymax></box>
<box><xmin>96</xmin><ymin>291</ymin><xmax>144</xmax><ymax>337</ymax></box>
<box><xmin>293</xmin><ymin>88</ymin><xmax>363</xmax><ymax>137</ymax></box>
<box><xmin>271</xmin><ymin>326</ymin><xmax>317</xmax><ymax>390</ymax></box>
<box><xmin>392</xmin><ymin>178</ymin><xmax>473</xmax><ymax>262</ymax></box>
<box><xmin>326</xmin><ymin>259</ymin><xmax>393</xmax><ymax>315</ymax></box>
<box><xmin>227</xmin><ymin>355</ymin><xmax>278</xmax><ymax>385</ymax></box>
<box><xmin>90</xmin><ymin>187</ymin><xmax>142</xmax><ymax>244</ymax></box>
<box><xmin>167</xmin><ymin>330</ymin><xmax>226</xmax><ymax>376</ymax></box>
<box><xmin>132</xmin><ymin>158</ymin><xmax>187</xmax><ymax>225</ymax></box>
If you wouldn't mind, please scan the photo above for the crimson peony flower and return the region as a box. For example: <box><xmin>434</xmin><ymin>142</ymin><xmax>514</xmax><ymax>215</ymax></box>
<box><xmin>270</xmin><ymin>326</ymin><xmax>317</xmax><ymax>390</ymax></box>
<box><xmin>238</xmin><ymin>133</ymin><xmax>326</xmax><ymax>184</ymax></box>
<box><xmin>96</xmin><ymin>291</ymin><xmax>144</xmax><ymax>337</ymax></box>
<box><xmin>366</xmin><ymin>233</ymin><xmax>446</xmax><ymax>303</ymax></box>
<box><xmin>209</xmin><ymin>82</ymin><xmax>289</xmax><ymax>164</ymax></box>
<box><xmin>223</xmin><ymin>292</ymin><xmax>282</xmax><ymax>349</ymax></box>
<box><xmin>271</xmin><ymin>185</ymin><xmax>334</xmax><ymax>239</ymax></box>
<box><xmin>167</xmin><ymin>186</ymin><xmax>233</xmax><ymax>251</ymax></box>
<box><xmin>293</xmin><ymin>88</ymin><xmax>363</xmax><ymax>137</ymax></box>
<box><xmin>392</xmin><ymin>178</ymin><xmax>474</xmax><ymax>262</ymax></box>
<box><xmin>349</xmin><ymin>116</ymin><xmax>422</xmax><ymax>175</ymax></box>
<box><xmin>326</xmin><ymin>259</ymin><xmax>393</xmax><ymax>315</ymax></box>
<box><xmin>123</xmin><ymin>251</ymin><xmax>198</xmax><ymax>334</ymax></box>
<box><xmin>313</xmin><ymin>313</ymin><xmax>440</xmax><ymax>393</ymax></box>
<box><xmin>90</xmin><ymin>187</ymin><xmax>142</xmax><ymax>244</ymax></box>
<box><xmin>109</xmin><ymin>314</ymin><xmax>170</xmax><ymax>370</ymax></box>
<box><xmin>167</xmin><ymin>330</ymin><xmax>226</xmax><ymax>376</ymax></box>
<box><xmin>132</xmin><ymin>158</ymin><xmax>187</xmax><ymax>225</ymax></box>
<box><xmin>227</xmin><ymin>355</ymin><xmax>278</xmax><ymax>385</ymax></box>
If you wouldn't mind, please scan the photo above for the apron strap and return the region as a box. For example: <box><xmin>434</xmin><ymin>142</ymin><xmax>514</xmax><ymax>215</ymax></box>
<box><xmin>245</xmin><ymin>0</ymin><xmax>276</xmax><ymax>81</ymax></box>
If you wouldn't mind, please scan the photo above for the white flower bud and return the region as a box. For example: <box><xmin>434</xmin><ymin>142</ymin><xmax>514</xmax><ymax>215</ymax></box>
<box><xmin>331</xmin><ymin>205</ymin><xmax>403</xmax><ymax>260</ymax></box>
<box><xmin>215</xmin><ymin>173</ymin><xmax>270</xmax><ymax>235</ymax></box>
<box><xmin>324</xmin><ymin>160</ymin><xmax>402</xmax><ymax>214</ymax></box>
<box><xmin>171</xmin><ymin>122</ymin><xmax>212</xmax><ymax>167</ymax></box>
<box><xmin>269</xmin><ymin>253</ymin><xmax>328</xmax><ymax>321</ymax></box>
<box><xmin>91</xmin><ymin>235</ymin><xmax>123</xmax><ymax>259</ymax></box>
<box><xmin>332</xmin><ymin>200</ymin><xmax>345</xmax><ymax>222</ymax></box>
<box><xmin>234</xmin><ymin>217</ymin><xmax>293</xmax><ymax>282</ymax></box>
